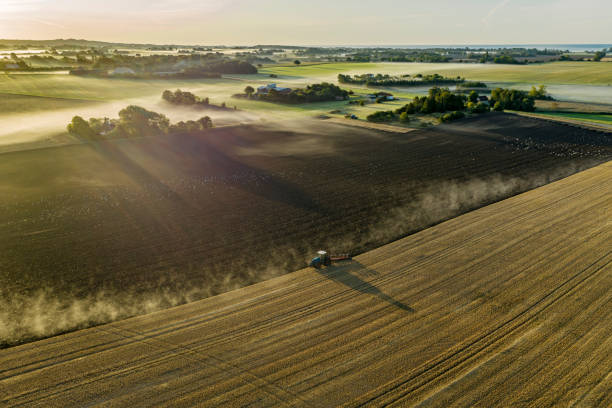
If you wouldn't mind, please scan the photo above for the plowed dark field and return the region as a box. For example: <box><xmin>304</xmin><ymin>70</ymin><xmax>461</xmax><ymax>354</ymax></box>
<box><xmin>2</xmin><ymin>161</ymin><xmax>610</xmax><ymax>407</ymax></box>
<box><xmin>1</xmin><ymin>113</ymin><xmax>611</xmax><ymax>346</ymax></box>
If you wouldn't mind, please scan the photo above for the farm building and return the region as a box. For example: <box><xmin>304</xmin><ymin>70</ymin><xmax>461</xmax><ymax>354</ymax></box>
<box><xmin>257</xmin><ymin>83</ymin><xmax>292</xmax><ymax>95</ymax></box>
<box><xmin>367</xmin><ymin>91</ymin><xmax>396</xmax><ymax>101</ymax></box>
<box><xmin>478</xmin><ymin>95</ymin><xmax>489</xmax><ymax>105</ymax></box>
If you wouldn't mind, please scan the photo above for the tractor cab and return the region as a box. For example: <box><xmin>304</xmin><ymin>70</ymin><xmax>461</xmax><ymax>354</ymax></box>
<box><xmin>310</xmin><ymin>250</ymin><xmax>331</xmax><ymax>268</ymax></box>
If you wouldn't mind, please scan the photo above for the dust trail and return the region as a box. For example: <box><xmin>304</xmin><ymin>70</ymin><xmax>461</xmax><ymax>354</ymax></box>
<box><xmin>0</xmin><ymin>161</ymin><xmax>596</xmax><ymax>348</ymax></box>
<box><xmin>0</xmin><ymin>252</ymin><xmax>295</xmax><ymax>348</ymax></box>
<box><xmin>335</xmin><ymin>162</ymin><xmax>595</xmax><ymax>253</ymax></box>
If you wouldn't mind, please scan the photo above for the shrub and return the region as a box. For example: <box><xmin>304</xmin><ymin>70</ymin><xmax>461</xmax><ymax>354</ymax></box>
<box><xmin>467</xmin><ymin>101</ymin><xmax>490</xmax><ymax>114</ymax></box>
<box><xmin>399</xmin><ymin>112</ymin><xmax>410</xmax><ymax>123</ymax></box>
<box><xmin>440</xmin><ymin>111</ymin><xmax>465</xmax><ymax>123</ymax></box>
<box><xmin>367</xmin><ymin>110</ymin><xmax>395</xmax><ymax>123</ymax></box>
<box><xmin>458</xmin><ymin>81</ymin><xmax>487</xmax><ymax>88</ymax></box>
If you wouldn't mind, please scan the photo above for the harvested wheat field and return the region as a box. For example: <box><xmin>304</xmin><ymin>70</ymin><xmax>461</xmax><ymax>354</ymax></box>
<box><xmin>1</xmin><ymin>161</ymin><xmax>610</xmax><ymax>407</ymax></box>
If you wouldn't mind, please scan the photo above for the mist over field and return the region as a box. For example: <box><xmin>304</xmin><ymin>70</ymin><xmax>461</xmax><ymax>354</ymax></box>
<box><xmin>2</xmin><ymin>0</ymin><xmax>612</xmax><ymax>403</ymax></box>
<box><xmin>0</xmin><ymin>93</ymin><xmax>262</xmax><ymax>148</ymax></box>
<box><xmin>2</xmin><ymin>59</ymin><xmax>611</xmax><ymax>152</ymax></box>
<box><xmin>1</xmin><ymin>38</ymin><xmax>611</xmax><ymax>351</ymax></box>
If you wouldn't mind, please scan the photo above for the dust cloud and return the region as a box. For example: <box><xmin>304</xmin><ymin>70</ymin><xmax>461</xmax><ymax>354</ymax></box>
<box><xmin>344</xmin><ymin>162</ymin><xmax>595</xmax><ymax>251</ymax></box>
<box><xmin>0</xmin><ymin>260</ymin><xmax>286</xmax><ymax>348</ymax></box>
<box><xmin>0</xmin><ymin>159</ymin><xmax>598</xmax><ymax>348</ymax></box>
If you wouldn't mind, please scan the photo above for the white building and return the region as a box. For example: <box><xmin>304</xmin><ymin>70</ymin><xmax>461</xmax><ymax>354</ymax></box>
<box><xmin>256</xmin><ymin>83</ymin><xmax>292</xmax><ymax>95</ymax></box>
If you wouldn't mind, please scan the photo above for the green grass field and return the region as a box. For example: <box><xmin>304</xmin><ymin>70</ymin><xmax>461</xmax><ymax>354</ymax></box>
<box><xmin>0</xmin><ymin>73</ymin><xmax>239</xmax><ymax>101</ymax></box>
<box><xmin>0</xmin><ymin>93</ymin><xmax>102</xmax><ymax>115</ymax></box>
<box><xmin>0</xmin><ymin>72</ymin><xmax>420</xmax><ymax>122</ymax></box>
<box><xmin>261</xmin><ymin>61</ymin><xmax>612</xmax><ymax>85</ymax></box>
<box><xmin>1</xmin><ymin>61</ymin><xmax>610</xmax><ymax>150</ymax></box>
<box><xmin>532</xmin><ymin>111</ymin><xmax>612</xmax><ymax>125</ymax></box>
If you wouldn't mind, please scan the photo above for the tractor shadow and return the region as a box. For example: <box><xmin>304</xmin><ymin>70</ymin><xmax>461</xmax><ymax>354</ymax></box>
<box><xmin>316</xmin><ymin>260</ymin><xmax>414</xmax><ymax>312</ymax></box>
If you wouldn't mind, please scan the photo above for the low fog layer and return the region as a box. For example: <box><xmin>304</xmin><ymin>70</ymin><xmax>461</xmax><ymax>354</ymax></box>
<box><xmin>0</xmin><ymin>94</ymin><xmax>262</xmax><ymax>148</ymax></box>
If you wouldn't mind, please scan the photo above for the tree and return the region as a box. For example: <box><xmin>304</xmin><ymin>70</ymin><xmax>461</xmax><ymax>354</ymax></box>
<box><xmin>197</xmin><ymin>116</ymin><xmax>213</xmax><ymax>129</ymax></box>
<box><xmin>294</xmin><ymin>60</ymin><xmax>301</xmax><ymax>65</ymax></box>
<box><xmin>528</xmin><ymin>85</ymin><xmax>553</xmax><ymax>100</ymax></box>
<box><xmin>467</xmin><ymin>101</ymin><xmax>489</xmax><ymax>113</ymax></box>
<box><xmin>490</xmin><ymin>88</ymin><xmax>535</xmax><ymax>112</ymax></box>
<box><xmin>244</xmin><ymin>85</ymin><xmax>255</xmax><ymax>97</ymax></box>
<box><xmin>399</xmin><ymin>112</ymin><xmax>410</xmax><ymax>123</ymax></box>
<box><xmin>162</xmin><ymin>89</ymin><xmax>198</xmax><ymax>105</ymax></box>
<box><xmin>162</xmin><ymin>90</ymin><xmax>173</xmax><ymax>102</ymax></box>
<box><xmin>593</xmin><ymin>51</ymin><xmax>606</xmax><ymax>62</ymax></box>
<box><xmin>67</xmin><ymin>116</ymin><xmax>97</xmax><ymax>139</ymax></box>
<box><xmin>116</xmin><ymin>105</ymin><xmax>170</xmax><ymax>137</ymax></box>
<box><xmin>468</xmin><ymin>91</ymin><xmax>479</xmax><ymax>103</ymax></box>
<box><xmin>395</xmin><ymin>87</ymin><xmax>466</xmax><ymax>115</ymax></box>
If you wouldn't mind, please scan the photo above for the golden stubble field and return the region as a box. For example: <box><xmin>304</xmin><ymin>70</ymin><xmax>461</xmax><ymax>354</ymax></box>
<box><xmin>1</xmin><ymin>161</ymin><xmax>610</xmax><ymax>407</ymax></box>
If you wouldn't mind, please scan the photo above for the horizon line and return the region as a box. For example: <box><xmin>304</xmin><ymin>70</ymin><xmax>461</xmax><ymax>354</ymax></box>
<box><xmin>1</xmin><ymin>38</ymin><xmax>611</xmax><ymax>49</ymax></box>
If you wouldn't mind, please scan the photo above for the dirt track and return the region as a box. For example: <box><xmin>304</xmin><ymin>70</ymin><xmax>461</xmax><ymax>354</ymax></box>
<box><xmin>1</xmin><ymin>161</ymin><xmax>610</xmax><ymax>407</ymax></box>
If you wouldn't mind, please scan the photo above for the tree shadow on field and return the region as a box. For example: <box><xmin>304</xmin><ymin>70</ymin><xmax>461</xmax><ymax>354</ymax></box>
<box><xmin>316</xmin><ymin>260</ymin><xmax>414</xmax><ymax>312</ymax></box>
<box><xmin>193</xmin><ymin>138</ymin><xmax>327</xmax><ymax>213</ymax></box>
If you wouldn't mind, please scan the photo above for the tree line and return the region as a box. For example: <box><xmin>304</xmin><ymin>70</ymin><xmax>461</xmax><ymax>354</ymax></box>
<box><xmin>161</xmin><ymin>89</ymin><xmax>235</xmax><ymax>110</ymax></box>
<box><xmin>366</xmin><ymin>86</ymin><xmax>539</xmax><ymax>124</ymax></box>
<box><xmin>70</xmin><ymin>58</ymin><xmax>257</xmax><ymax>78</ymax></box>
<box><xmin>67</xmin><ymin>106</ymin><xmax>213</xmax><ymax>140</ymax></box>
<box><xmin>338</xmin><ymin>73</ymin><xmax>464</xmax><ymax>87</ymax></box>
<box><xmin>237</xmin><ymin>83</ymin><xmax>350</xmax><ymax>104</ymax></box>
<box><xmin>490</xmin><ymin>88</ymin><xmax>535</xmax><ymax>112</ymax></box>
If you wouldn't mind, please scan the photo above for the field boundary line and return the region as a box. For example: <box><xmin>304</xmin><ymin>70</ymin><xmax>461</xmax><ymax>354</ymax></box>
<box><xmin>508</xmin><ymin>111</ymin><xmax>612</xmax><ymax>132</ymax></box>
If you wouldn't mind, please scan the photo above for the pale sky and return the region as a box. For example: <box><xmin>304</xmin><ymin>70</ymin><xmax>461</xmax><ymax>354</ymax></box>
<box><xmin>0</xmin><ymin>0</ymin><xmax>610</xmax><ymax>45</ymax></box>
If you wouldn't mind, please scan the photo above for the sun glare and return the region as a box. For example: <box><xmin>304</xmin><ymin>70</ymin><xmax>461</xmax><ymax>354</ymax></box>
<box><xmin>0</xmin><ymin>0</ymin><xmax>37</xmax><ymax>14</ymax></box>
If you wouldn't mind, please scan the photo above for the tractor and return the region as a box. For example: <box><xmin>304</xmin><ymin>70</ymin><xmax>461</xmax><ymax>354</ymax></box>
<box><xmin>309</xmin><ymin>250</ymin><xmax>351</xmax><ymax>268</ymax></box>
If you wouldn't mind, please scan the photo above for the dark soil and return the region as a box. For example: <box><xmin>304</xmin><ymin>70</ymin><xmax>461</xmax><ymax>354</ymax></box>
<box><xmin>1</xmin><ymin>113</ymin><xmax>610</xmax><ymax>307</ymax></box>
